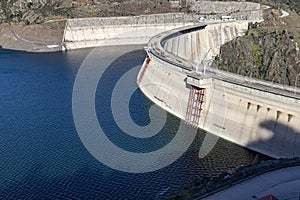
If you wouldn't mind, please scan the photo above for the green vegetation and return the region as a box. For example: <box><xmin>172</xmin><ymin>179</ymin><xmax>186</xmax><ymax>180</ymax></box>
<box><xmin>252</xmin><ymin>43</ymin><xmax>267</xmax><ymax>71</ymax></box>
<box><xmin>252</xmin><ymin>43</ymin><xmax>261</xmax><ymax>53</ymax></box>
<box><xmin>24</xmin><ymin>19</ymin><xmax>30</xmax><ymax>25</ymax></box>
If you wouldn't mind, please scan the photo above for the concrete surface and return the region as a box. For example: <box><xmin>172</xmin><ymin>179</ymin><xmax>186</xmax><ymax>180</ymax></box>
<box><xmin>204</xmin><ymin>166</ymin><xmax>300</xmax><ymax>200</ymax></box>
<box><xmin>63</xmin><ymin>13</ymin><xmax>196</xmax><ymax>50</ymax></box>
<box><xmin>163</xmin><ymin>21</ymin><xmax>250</xmax><ymax>64</ymax></box>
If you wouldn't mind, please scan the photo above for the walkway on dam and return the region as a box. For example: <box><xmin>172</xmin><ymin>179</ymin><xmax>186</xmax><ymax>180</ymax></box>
<box><xmin>204</xmin><ymin>166</ymin><xmax>300</xmax><ymax>200</ymax></box>
<box><xmin>147</xmin><ymin>22</ymin><xmax>300</xmax><ymax>98</ymax></box>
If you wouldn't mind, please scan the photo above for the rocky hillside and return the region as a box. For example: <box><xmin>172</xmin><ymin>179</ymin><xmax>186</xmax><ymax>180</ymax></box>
<box><xmin>213</xmin><ymin>0</ymin><xmax>300</xmax><ymax>16</ymax></box>
<box><xmin>0</xmin><ymin>0</ymin><xmax>180</xmax><ymax>24</ymax></box>
<box><xmin>1</xmin><ymin>0</ymin><xmax>300</xmax><ymax>25</ymax></box>
<box><xmin>215</xmin><ymin>10</ymin><xmax>300</xmax><ymax>87</ymax></box>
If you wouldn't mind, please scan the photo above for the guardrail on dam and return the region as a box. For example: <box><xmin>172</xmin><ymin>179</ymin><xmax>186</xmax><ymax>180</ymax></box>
<box><xmin>137</xmin><ymin>21</ymin><xmax>300</xmax><ymax>159</ymax></box>
<box><xmin>62</xmin><ymin>13</ymin><xmax>196</xmax><ymax>50</ymax></box>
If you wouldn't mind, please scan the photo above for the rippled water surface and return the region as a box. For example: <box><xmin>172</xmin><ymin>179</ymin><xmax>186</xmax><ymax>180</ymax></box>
<box><xmin>0</xmin><ymin>45</ymin><xmax>269</xmax><ymax>199</ymax></box>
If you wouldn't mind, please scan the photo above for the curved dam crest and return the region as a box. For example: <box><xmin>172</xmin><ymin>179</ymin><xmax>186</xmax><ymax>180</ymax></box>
<box><xmin>138</xmin><ymin>20</ymin><xmax>300</xmax><ymax>159</ymax></box>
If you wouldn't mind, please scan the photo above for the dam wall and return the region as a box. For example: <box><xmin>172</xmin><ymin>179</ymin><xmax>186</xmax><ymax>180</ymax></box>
<box><xmin>62</xmin><ymin>13</ymin><xmax>196</xmax><ymax>50</ymax></box>
<box><xmin>138</xmin><ymin>22</ymin><xmax>300</xmax><ymax>158</ymax></box>
<box><xmin>163</xmin><ymin>21</ymin><xmax>249</xmax><ymax>65</ymax></box>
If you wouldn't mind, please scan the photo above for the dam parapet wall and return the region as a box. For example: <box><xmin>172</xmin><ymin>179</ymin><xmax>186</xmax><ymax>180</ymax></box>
<box><xmin>62</xmin><ymin>13</ymin><xmax>196</xmax><ymax>50</ymax></box>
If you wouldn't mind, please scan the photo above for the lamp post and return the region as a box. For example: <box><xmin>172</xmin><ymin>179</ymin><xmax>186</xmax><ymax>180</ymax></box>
<box><xmin>295</xmin><ymin>73</ymin><xmax>300</xmax><ymax>94</ymax></box>
<box><xmin>250</xmin><ymin>65</ymin><xmax>256</xmax><ymax>79</ymax></box>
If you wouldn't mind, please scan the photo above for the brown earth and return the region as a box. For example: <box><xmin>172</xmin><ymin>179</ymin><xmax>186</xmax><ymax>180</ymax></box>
<box><xmin>0</xmin><ymin>21</ymin><xmax>64</xmax><ymax>52</ymax></box>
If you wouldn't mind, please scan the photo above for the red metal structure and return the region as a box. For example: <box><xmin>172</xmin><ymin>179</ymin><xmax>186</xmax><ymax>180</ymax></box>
<box><xmin>185</xmin><ymin>86</ymin><xmax>205</xmax><ymax>127</ymax></box>
<box><xmin>137</xmin><ymin>56</ymin><xmax>151</xmax><ymax>85</ymax></box>
<box><xmin>258</xmin><ymin>194</ymin><xmax>278</xmax><ymax>200</ymax></box>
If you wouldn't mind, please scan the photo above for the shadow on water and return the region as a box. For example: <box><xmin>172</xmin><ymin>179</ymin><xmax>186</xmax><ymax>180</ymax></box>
<box><xmin>247</xmin><ymin>120</ymin><xmax>300</xmax><ymax>158</ymax></box>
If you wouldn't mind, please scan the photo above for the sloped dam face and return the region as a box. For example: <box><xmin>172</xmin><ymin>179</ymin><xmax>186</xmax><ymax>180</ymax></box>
<box><xmin>138</xmin><ymin>21</ymin><xmax>300</xmax><ymax>158</ymax></box>
<box><xmin>62</xmin><ymin>13</ymin><xmax>196</xmax><ymax>50</ymax></box>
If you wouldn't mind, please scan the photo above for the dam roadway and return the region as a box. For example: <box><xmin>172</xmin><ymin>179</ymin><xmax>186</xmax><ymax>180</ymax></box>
<box><xmin>204</xmin><ymin>166</ymin><xmax>300</xmax><ymax>200</ymax></box>
<box><xmin>137</xmin><ymin>21</ymin><xmax>300</xmax><ymax>159</ymax></box>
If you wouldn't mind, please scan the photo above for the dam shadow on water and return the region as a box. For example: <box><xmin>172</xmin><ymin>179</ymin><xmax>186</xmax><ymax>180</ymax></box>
<box><xmin>0</xmin><ymin>46</ymin><xmax>271</xmax><ymax>199</ymax></box>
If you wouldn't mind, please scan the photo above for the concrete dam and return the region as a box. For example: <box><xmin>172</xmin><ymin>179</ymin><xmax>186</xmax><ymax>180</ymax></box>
<box><xmin>62</xmin><ymin>1</ymin><xmax>263</xmax><ymax>50</ymax></box>
<box><xmin>62</xmin><ymin>13</ymin><xmax>196</xmax><ymax>50</ymax></box>
<box><xmin>137</xmin><ymin>21</ymin><xmax>300</xmax><ymax>159</ymax></box>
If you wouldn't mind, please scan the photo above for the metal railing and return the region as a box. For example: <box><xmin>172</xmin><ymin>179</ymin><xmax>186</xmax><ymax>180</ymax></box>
<box><xmin>207</xmin><ymin>67</ymin><xmax>300</xmax><ymax>100</ymax></box>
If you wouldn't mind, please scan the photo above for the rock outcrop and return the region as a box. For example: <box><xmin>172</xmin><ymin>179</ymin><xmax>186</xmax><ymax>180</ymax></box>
<box><xmin>0</xmin><ymin>0</ymin><xmax>75</xmax><ymax>24</ymax></box>
<box><xmin>0</xmin><ymin>0</ymin><xmax>180</xmax><ymax>24</ymax></box>
<box><xmin>215</xmin><ymin>11</ymin><xmax>300</xmax><ymax>87</ymax></box>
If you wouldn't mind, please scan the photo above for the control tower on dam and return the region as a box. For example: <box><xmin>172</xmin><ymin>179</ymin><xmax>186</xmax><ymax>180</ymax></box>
<box><xmin>137</xmin><ymin>21</ymin><xmax>300</xmax><ymax>159</ymax></box>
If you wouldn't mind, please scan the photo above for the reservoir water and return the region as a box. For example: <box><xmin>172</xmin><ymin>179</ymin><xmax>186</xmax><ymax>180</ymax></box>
<box><xmin>0</xmin><ymin>45</ymin><xmax>269</xmax><ymax>199</ymax></box>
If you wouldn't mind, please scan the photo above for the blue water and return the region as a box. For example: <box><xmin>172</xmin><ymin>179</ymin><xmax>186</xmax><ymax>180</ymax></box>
<box><xmin>0</xmin><ymin>45</ymin><xmax>269</xmax><ymax>199</ymax></box>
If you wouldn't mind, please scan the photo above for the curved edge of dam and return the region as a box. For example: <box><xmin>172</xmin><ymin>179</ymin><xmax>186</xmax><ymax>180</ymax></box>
<box><xmin>137</xmin><ymin>20</ymin><xmax>300</xmax><ymax>159</ymax></box>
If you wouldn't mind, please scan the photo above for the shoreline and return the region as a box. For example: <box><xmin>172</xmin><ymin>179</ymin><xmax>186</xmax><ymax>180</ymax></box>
<box><xmin>0</xmin><ymin>22</ymin><xmax>64</xmax><ymax>52</ymax></box>
<box><xmin>169</xmin><ymin>158</ymin><xmax>300</xmax><ymax>199</ymax></box>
